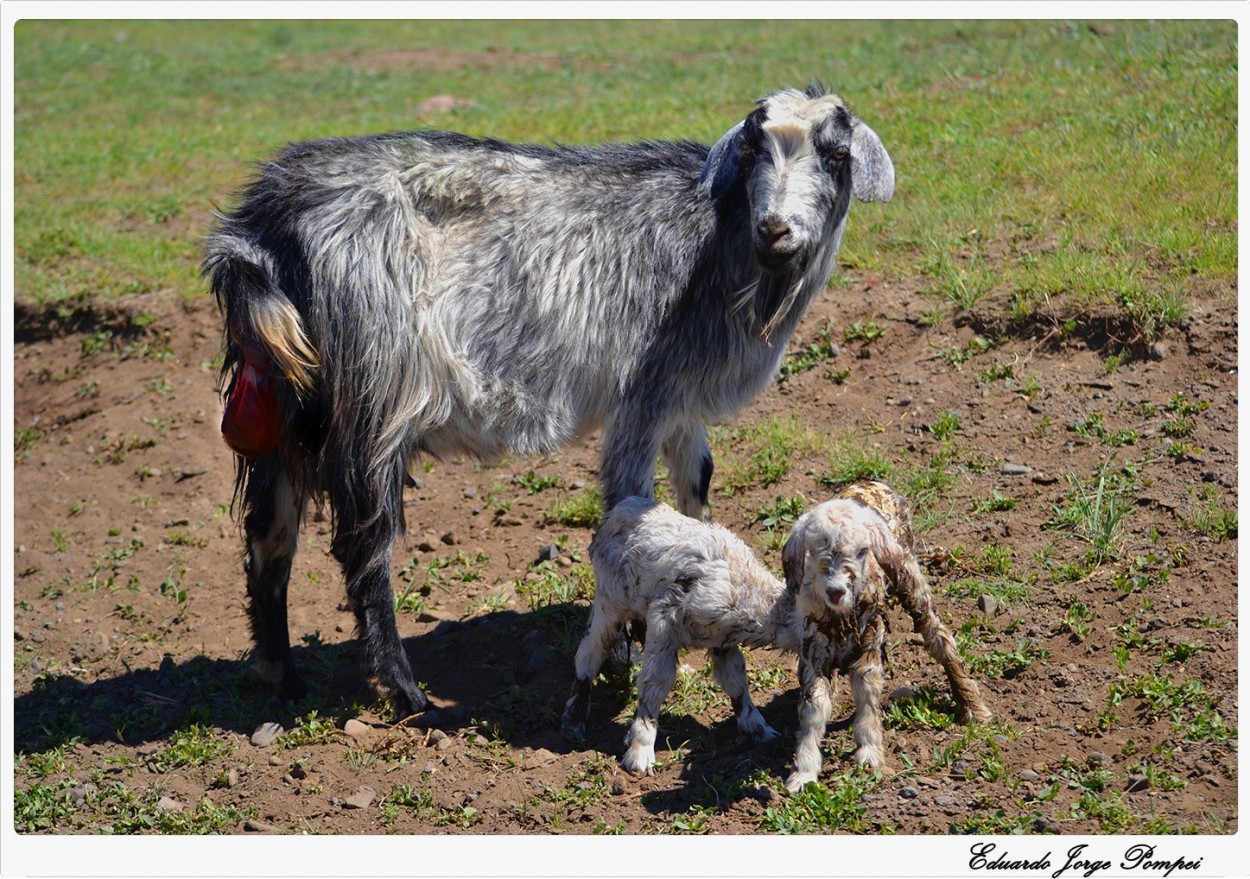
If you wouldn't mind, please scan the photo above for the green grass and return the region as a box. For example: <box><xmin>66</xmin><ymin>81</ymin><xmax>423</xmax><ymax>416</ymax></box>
<box><xmin>715</xmin><ymin>415</ymin><xmax>825</xmax><ymax>496</ymax></box>
<box><xmin>759</xmin><ymin>767</ymin><xmax>884</xmax><ymax>833</ymax></box>
<box><xmin>14</xmin><ymin>20</ymin><xmax>1234</xmax><ymax>338</ymax></box>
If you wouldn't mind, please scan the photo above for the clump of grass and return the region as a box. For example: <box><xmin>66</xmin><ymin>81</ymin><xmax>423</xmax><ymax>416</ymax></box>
<box><xmin>759</xmin><ymin>767</ymin><xmax>883</xmax><ymax>833</ymax></box>
<box><xmin>1180</xmin><ymin>484</ymin><xmax>1236</xmax><ymax>541</ymax></box>
<box><xmin>1043</xmin><ymin>465</ymin><xmax>1133</xmax><ymax>563</ymax></box>
<box><xmin>823</xmin><ymin>432</ymin><xmax>895</xmax><ymax>487</ymax></box>
<box><xmin>717</xmin><ymin>415</ymin><xmax>824</xmax><ymax>496</ymax></box>
<box><xmin>1107</xmin><ymin>673</ymin><xmax>1234</xmax><ymax>744</ymax></box>
<box><xmin>547</xmin><ymin>486</ymin><xmax>604</xmax><ymax>528</ymax></box>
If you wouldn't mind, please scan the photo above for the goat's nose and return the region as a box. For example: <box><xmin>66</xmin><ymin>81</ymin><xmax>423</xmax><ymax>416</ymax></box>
<box><xmin>757</xmin><ymin>217</ymin><xmax>792</xmax><ymax>247</ymax></box>
<box><xmin>826</xmin><ymin>585</ymin><xmax>846</xmax><ymax>605</ymax></box>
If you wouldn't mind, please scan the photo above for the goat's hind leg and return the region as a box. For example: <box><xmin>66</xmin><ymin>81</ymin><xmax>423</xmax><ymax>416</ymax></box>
<box><xmin>241</xmin><ymin>458</ymin><xmax>306</xmax><ymax>701</ymax></box>
<box><xmin>711</xmin><ymin>646</ymin><xmax>778</xmax><ymax>743</ymax></box>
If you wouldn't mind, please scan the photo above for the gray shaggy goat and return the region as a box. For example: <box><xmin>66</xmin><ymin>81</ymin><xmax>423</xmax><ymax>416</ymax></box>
<box><xmin>203</xmin><ymin>84</ymin><xmax>894</xmax><ymax>721</ymax></box>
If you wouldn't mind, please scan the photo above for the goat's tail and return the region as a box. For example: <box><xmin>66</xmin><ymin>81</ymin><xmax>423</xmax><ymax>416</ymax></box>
<box><xmin>203</xmin><ymin>237</ymin><xmax>320</xmax><ymax>395</ymax></box>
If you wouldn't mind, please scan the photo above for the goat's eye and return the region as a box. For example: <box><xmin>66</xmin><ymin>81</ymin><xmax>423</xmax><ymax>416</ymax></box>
<box><xmin>855</xmin><ymin>546</ymin><xmax>869</xmax><ymax>560</ymax></box>
<box><xmin>826</xmin><ymin>145</ymin><xmax>850</xmax><ymax>168</ymax></box>
<box><xmin>818</xmin><ymin>558</ymin><xmax>832</xmax><ymax>574</ymax></box>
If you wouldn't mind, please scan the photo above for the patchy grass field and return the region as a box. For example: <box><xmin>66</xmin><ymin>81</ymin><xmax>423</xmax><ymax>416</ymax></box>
<box><xmin>9</xmin><ymin>17</ymin><xmax>1238</xmax><ymax>846</ymax></box>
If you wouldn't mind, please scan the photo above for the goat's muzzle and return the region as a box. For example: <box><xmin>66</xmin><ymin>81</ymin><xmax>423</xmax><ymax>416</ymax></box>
<box><xmin>754</xmin><ymin>217</ymin><xmax>802</xmax><ymax>274</ymax></box>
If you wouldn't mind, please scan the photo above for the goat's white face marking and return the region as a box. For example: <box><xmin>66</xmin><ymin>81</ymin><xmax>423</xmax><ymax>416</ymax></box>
<box><xmin>792</xmin><ymin>501</ymin><xmax>883</xmax><ymax>618</ymax></box>
<box><xmin>745</xmin><ymin>91</ymin><xmax>853</xmax><ymax>277</ymax></box>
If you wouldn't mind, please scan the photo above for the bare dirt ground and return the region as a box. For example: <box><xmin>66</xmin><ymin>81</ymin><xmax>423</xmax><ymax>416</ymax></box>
<box><xmin>11</xmin><ymin>275</ymin><xmax>1238</xmax><ymax>836</ymax></box>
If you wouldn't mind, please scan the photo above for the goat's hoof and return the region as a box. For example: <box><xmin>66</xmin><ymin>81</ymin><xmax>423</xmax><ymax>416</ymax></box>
<box><xmin>619</xmin><ymin>753</ymin><xmax>656</xmax><ymax>776</ymax></box>
<box><xmin>784</xmin><ymin>773</ymin><xmax>818</xmax><ymax>794</ymax></box>
<box><xmin>560</xmin><ymin>721</ymin><xmax>587</xmax><ymax>741</ymax></box>
<box><xmin>753</xmin><ymin>724</ymin><xmax>781</xmax><ymax>744</ymax></box>
<box><xmin>853</xmin><ymin>748</ymin><xmax>885</xmax><ymax>770</ymax></box>
<box><xmin>957</xmin><ymin>703</ymin><xmax>993</xmax><ymax>725</ymax></box>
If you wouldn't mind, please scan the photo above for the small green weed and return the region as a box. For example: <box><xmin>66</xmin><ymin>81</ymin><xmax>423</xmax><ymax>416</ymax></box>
<box><xmin>759</xmin><ymin>767</ymin><xmax>882</xmax><ymax>833</ymax></box>
<box><xmin>546</xmin><ymin>486</ymin><xmax>604</xmax><ymax>528</ymax></box>
<box><xmin>517</xmin><ymin>470</ymin><xmax>559</xmax><ymax>494</ymax></box>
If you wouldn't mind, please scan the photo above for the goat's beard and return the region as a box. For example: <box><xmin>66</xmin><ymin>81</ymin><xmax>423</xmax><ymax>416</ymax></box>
<box><xmin>749</xmin><ymin>267</ymin><xmax>805</xmax><ymax>341</ymax></box>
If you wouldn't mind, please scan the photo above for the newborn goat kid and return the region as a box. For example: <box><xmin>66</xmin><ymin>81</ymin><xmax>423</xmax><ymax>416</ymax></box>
<box><xmin>562</xmin><ymin>497</ymin><xmax>799</xmax><ymax>774</ymax></box>
<box><xmin>781</xmin><ymin>481</ymin><xmax>992</xmax><ymax>792</ymax></box>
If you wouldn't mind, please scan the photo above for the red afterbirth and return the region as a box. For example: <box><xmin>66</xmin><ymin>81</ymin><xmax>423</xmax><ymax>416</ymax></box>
<box><xmin>221</xmin><ymin>341</ymin><xmax>279</xmax><ymax>458</ymax></box>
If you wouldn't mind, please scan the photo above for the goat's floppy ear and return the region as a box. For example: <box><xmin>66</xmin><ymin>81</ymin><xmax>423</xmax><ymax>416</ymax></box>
<box><xmin>781</xmin><ymin>513</ymin><xmax>811</xmax><ymax>595</ymax></box>
<box><xmin>865</xmin><ymin>514</ymin><xmax>907</xmax><ymax>579</ymax></box>
<box><xmin>850</xmin><ymin>120</ymin><xmax>894</xmax><ymax>203</ymax></box>
<box><xmin>700</xmin><ymin>120</ymin><xmax>746</xmax><ymax>200</ymax></box>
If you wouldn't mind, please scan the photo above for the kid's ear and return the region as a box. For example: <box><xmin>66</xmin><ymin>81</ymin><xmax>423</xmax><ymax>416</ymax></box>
<box><xmin>866</xmin><ymin>516</ymin><xmax>906</xmax><ymax>579</ymax></box>
<box><xmin>782</xmin><ymin>513</ymin><xmax>811</xmax><ymax>595</ymax></box>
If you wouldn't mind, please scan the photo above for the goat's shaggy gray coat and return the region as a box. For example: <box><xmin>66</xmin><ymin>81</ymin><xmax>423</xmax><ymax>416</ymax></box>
<box><xmin>204</xmin><ymin>85</ymin><xmax>894</xmax><ymax>719</ymax></box>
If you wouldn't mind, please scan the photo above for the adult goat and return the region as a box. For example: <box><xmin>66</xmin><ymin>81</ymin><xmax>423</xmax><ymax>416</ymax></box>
<box><xmin>204</xmin><ymin>84</ymin><xmax>894</xmax><ymax>722</ymax></box>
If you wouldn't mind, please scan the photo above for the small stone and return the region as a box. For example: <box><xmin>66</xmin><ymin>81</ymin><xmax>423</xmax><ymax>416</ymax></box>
<box><xmin>887</xmin><ymin>686</ymin><xmax>917</xmax><ymax>705</ymax></box>
<box><xmin>269</xmin><ymin>755</ymin><xmax>284</xmax><ymax>766</ymax></box>
<box><xmin>440</xmin><ymin>531</ymin><xmax>458</xmax><ymax>546</ymax></box>
<box><xmin>432</xmin><ymin>619</ymin><xmax>465</xmax><ymax>637</ymax></box>
<box><xmin>536</xmin><ymin>543</ymin><xmax>561</xmax><ymax>563</ymax></box>
<box><xmin>289</xmin><ymin>763</ymin><xmax>308</xmax><ymax>780</ymax></box>
<box><xmin>343</xmin><ymin>719</ymin><xmax>374</xmax><ymax>740</ymax></box>
<box><xmin>526</xmin><ymin>645</ymin><xmax>557</xmax><ymax>673</ymax></box>
<box><xmin>935</xmin><ymin>794</ymin><xmax>955</xmax><ymax>806</ymax></box>
<box><xmin>1086</xmin><ymin>751</ymin><xmax>1112</xmax><ymax>768</ymax></box>
<box><xmin>1148</xmin><ymin>341</ymin><xmax>1167</xmax><ymax>361</ymax></box>
<box><xmin>1000</xmin><ymin>461</ymin><xmax>1032</xmax><ymax>476</ymax></box>
<box><xmin>463</xmin><ymin>487</ymin><xmax>478</xmax><ymax>499</ymax></box>
<box><xmin>156</xmin><ymin>796</ymin><xmax>184</xmax><ymax>813</ymax></box>
<box><xmin>497</xmin><ymin>516</ymin><xmax>524</xmax><ymax>527</ymax></box>
<box><xmin>70</xmin><ymin>783</ymin><xmax>98</xmax><ymax>806</ymax></box>
<box><xmin>343</xmin><ymin>786</ymin><xmax>376</xmax><ymax>810</ymax></box>
<box><xmin>418</xmin><ymin>539</ymin><xmax>437</xmax><ymax>552</ymax></box>
<box><xmin>611</xmin><ymin>776</ymin><xmax>628</xmax><ymax>796</ymax></box>
<box><xmin>977</xmin><ymin>594</ymin><xmax>999</xmax><ymax>616</ymax></box>
<box><xmin>225</xmin><ymin>768</ymin><xmax>241</xmax><ymax>788</ymax></box>
<box><xmin>28</xmin><ymin>659</ymin><xmax>43</xmax><ymax>673</ymax></box>
<box><xmin>436</xmin><ymin>735</ymin><xmax>454</xmax><ymax>751</ymax></box>
<box><xmin>428</xmin><ymin>728</ymin><xmax>448</xmax><ymax>744</ymax></box>
<box><xmin>898</xmin><ymin>395</ymin><xmax>912</xmax><ymax>407</ymax></box>
<box><xmin>899</xmin><ymin>786</ymin><xmax>919</xmax><ymax>799</ymax></box>
<box><xmin>1125</xmin><ymin>774</ymin><xmax>1149</xmax><ymax>793</ymax></box>
<box><xmin>950</xmin><ymin>760</ymin><xmax>971</xmax><ymax>778</ymax></box>
<box><xmin>569</xmin><ymin>481</ymin><xmax>586</xmax><ymax>490</ymax></box>
<box><xmin>250</xmin><ymin>721</ymin><xmax>284</xmax><ymax>747</ymax></box>
<box><xmin>244</xmin><ymin>819</ymin><xmax>275</xmax><ymax>832</ymax></box>
<box><xmin>991</xmin><ymin>735</ymin><xmax>1010</xmax><ymax>748</ymax></box>
<box><xmin>1018</xmin><ymin>769</ymin><xmax>1041</xmax><ymax>783</ymax></box>
<box><xmin>1147</xmin><ymin>617</ymin><xmax>1168</xmax><ymax>632</ymax></box>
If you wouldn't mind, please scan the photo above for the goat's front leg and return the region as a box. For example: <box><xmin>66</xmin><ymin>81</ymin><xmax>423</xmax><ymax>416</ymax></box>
<box><xmin>330</xmin><ymin>470</ymin><xmax>428</xmax><ymax>722</ymax></box>
<box><xmin>621</xmin><ymin>627</ymin><xmax>680</xmax><ymax>775</ymax></box>
<box><xmin>710</xmin><ymin>646</ymin><xmax>778</xmax><ymax>742</ymax></box>
<box><xmin>562</xmin><ymin>603</ymin><xmax>629</xmax><ymax>738</ymax></box>
<box><xmin>785</xmin><ymin>634</ymin><xmax>836</xmax><ymax>792</ymax></box>
<box><xmin>599</xmin><ymin>411</ymin><xmax>662</xmax><ymax>513</ymax></box>
<box><xmin>894</xmin><ymin>557</ymin><xmax>993</xmax><ymax>724</ymax></box>
<box><xmin>849</xmin><ymin>615</ymin><xmax>887</xmax><ymax>769</ymax></box>
<box><xmin>661</xmin><ymin>420</ymin><xmax>714</xmax><ymax>521</ymax></box>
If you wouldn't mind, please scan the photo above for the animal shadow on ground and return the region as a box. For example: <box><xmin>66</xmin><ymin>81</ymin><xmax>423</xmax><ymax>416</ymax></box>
<box><xmin>12</xmin><ymin>602</ymin><xmax>622</xmax><ymax>758</ymax></box>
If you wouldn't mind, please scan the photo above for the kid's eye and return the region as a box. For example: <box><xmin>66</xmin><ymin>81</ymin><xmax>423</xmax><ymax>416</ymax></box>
<box><xmin>830</xmin><ymin>145</ymin><xmax>850</xmax><ymax>161</ymax></box>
